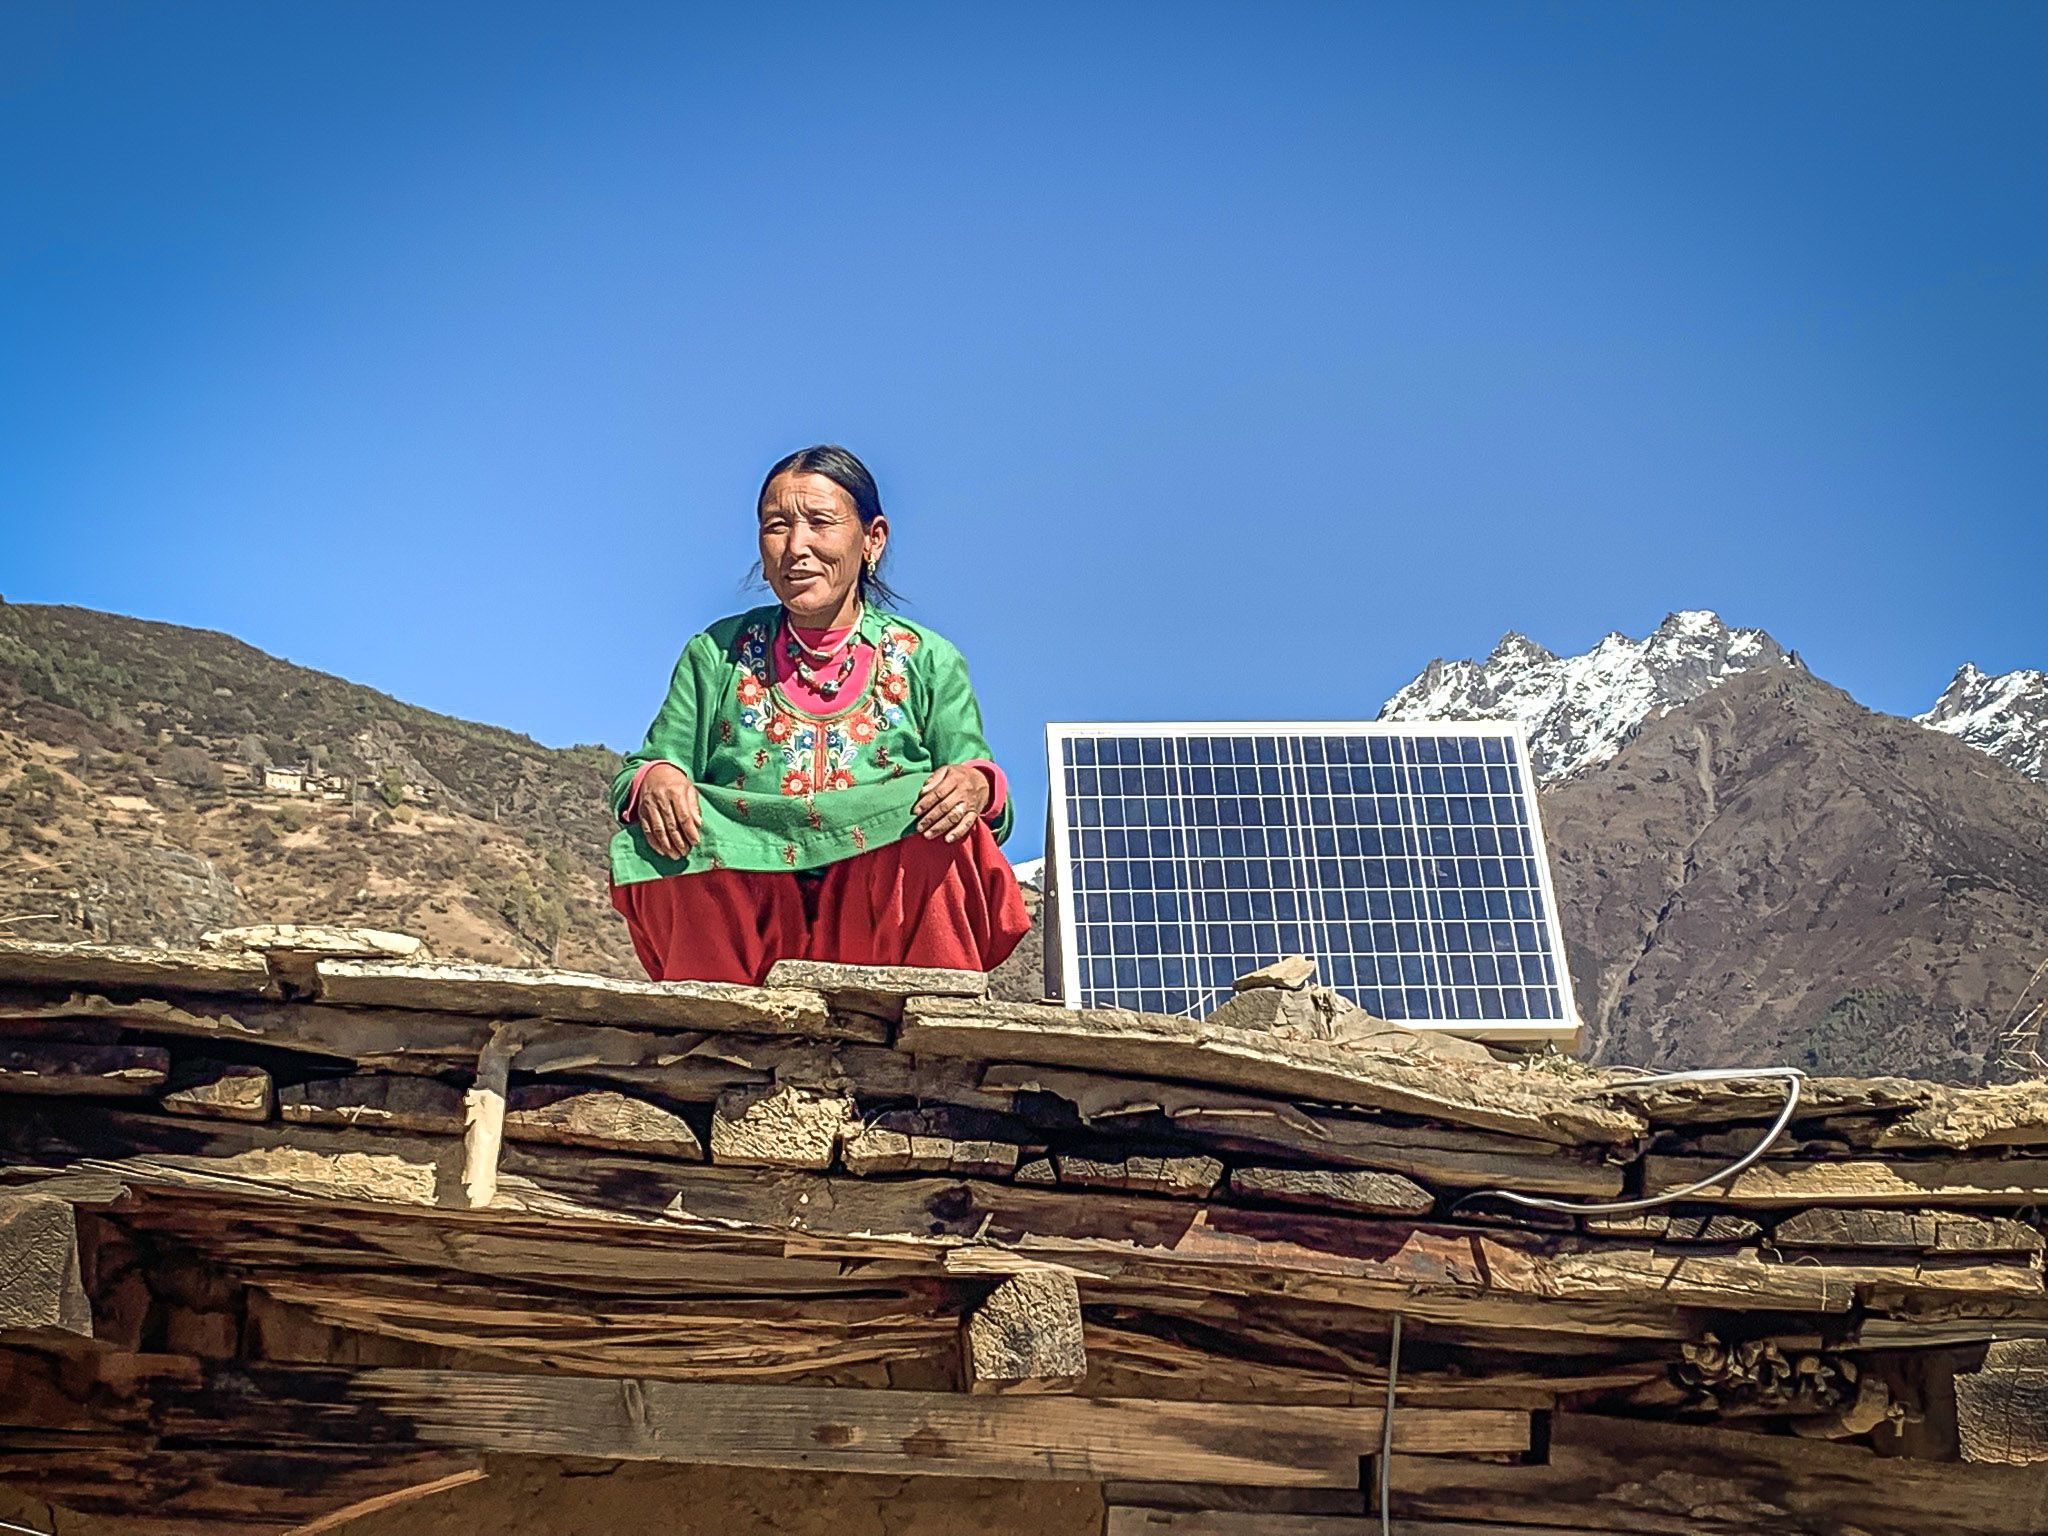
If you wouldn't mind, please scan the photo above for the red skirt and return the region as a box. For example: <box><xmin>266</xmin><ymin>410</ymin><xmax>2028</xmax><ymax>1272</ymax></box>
<box><xmin>610</xmin><ymin>819</ymin><xmax>1031</xmax><ymax>985</ymax></box>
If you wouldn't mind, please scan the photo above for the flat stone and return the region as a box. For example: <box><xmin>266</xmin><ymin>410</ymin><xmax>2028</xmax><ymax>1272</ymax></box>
<box><xmin>1229</xmin><ymin>1165</ymin><xmax>1435</xmax><ymax>1216</ymax></box>
<box><xmin>764</xmin><ymin>960</ymin><xmax>988</xmax><ymax>1000</ymax></box>
<box><xmin>965</xmin><ymin>1269</ymin><xmax>1086</xmax><ymax>1391</ymax></box>
<box><xmin>202</xmin><ymin>924</ymin><xmax>423</xmax><ymax>959</ymax></box>
<box><xmin>1232</xmin><ymin>956</ymin><xmax>1318</xmax><ymax>992</ymax></box>
<box><xmin>162</xmin><ymin>1060</ymin><xmax>274</xmax><ymax>1122</ymax></box>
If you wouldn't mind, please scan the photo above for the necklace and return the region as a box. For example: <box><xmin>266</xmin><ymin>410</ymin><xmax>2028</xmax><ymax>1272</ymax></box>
<box><xmin>783</xmin><ymin>614</ymin><xmax>863</xmax><ymax>701</ymax></box>
<box><xmin>785</xmin><ymin>605</ymin><xmax>862</xmax><ymax>664</ymax></box>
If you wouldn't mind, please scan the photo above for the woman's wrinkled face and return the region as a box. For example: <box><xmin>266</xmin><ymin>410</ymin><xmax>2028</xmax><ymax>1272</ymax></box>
<box><xmin>758</xmin><ymin>471</ymin><xmax>886</xmax><ymax>623</ymax></box>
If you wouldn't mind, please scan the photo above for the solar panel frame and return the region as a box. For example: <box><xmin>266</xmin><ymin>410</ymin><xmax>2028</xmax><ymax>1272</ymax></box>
<box><xmin>1043</xmin><ymin>720</ymin><xmax>1581</xmax><ymax>1044</ymax></box>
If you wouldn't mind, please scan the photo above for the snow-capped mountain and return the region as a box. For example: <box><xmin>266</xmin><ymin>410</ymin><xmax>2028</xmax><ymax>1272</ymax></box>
<box><xmin>1378</xmin><ymin>610</ymin><xmax>1802</xmax><ymax>782</ymax></box>
<box><xmin>1916</xmin><ymin>664</ymin><xmax>2048</xmax><ymax>783</ymax></box>
<box><xmin>1010</xmin><ymin>855</ymin><xmax>1045</xmax><ymax>888</ymax></box>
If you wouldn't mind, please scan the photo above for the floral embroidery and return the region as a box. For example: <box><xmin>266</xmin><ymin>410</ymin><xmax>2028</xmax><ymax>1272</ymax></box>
<box><xmin>734</xmin><ymin>796</ymin><xmax>749</xmax><ymax>820</ymax></box>
<box><xmin>850</xmin><ymin>825</ymin><xmax>867</xmax><ymax>851</ymax></box>
<box><xmin>718</xmin><ymin>719</ymin><xmax>735</xmax><ymax>743</ymax></box>
<box><xmin>806</xmin><ymin>802</ymin><xmax>825</xmax><ymax>829</ymax></box>
<box><xmin>781</xmin><ymin>843</ymin><xmax>797</xmax><ymax>866</ymax></box>
<box><xmin>731</xmin><ymin>615</ymin><xmax>928</xmax><ymax>799</ymax></box>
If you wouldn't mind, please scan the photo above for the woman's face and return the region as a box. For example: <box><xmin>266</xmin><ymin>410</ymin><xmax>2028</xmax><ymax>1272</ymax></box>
<box><xmin>758</xmin><ymin>471</ymin><xmax>885</xmax><ymax>623</ymax></box>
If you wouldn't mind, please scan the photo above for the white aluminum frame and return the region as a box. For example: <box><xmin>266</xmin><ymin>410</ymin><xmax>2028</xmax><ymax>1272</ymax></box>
<box><xmin>1043</xmin><ymin>719</ymin><xmax>1583</xmax><ymax>1045</ymax></box>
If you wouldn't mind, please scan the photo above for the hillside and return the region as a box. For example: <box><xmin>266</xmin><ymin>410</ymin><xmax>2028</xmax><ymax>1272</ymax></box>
<box><xmin>1543</xmin><ymin>666</ymin><xmax>2048</xmax><ymax>1081</ymax></box>
<box><xmin>0</xmin><ymin>601</ymin><xmax>637</xmax><ymax>972</ymax></box>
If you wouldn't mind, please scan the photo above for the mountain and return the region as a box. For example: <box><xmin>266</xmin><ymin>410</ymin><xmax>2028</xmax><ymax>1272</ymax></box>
<box><xmin>1917</xmin><ymin>663</ymin><xmax>2048</xmax><ymax>784</ymax></box>
<box><xmin>1378</xmin><ymin>610</ymin><xmax>1801</xmax><ymax>781</ymax></box>
<box><xmin>1543</xmin><ymin>665</ymin><xmax>2048</xmax><ymax>1082</ymax></box>
<box><xmin>0</xmin><ymin>601</ymin><xmax>638</xmax><ymax>973</ymax></box>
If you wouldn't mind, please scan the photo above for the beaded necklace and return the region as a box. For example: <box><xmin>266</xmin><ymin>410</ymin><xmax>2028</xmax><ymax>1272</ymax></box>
<box><xmin>781</xmin><ymin>609</ymin><xmax>862</xmax><ymax>702</ymax></box>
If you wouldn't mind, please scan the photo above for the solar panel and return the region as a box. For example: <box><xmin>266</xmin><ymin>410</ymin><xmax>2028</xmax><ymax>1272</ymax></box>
<box><xmin>1043</xmin><ymin>721</ymin><xmax>1580</xmax><ymax>1041</ymax></box>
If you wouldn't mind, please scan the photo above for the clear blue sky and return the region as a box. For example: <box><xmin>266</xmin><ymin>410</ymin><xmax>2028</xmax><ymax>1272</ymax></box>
<box><xmin>4</xmin><ymin>1</ymin><xmax>2043</xmax><ymax>855</ymax></box>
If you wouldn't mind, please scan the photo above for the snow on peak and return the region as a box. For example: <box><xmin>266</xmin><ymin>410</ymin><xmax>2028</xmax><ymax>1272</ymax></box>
<box><xmin>1915</xmin><ymin>663</ymin><xmax>2048</xmax><ymax>782</ymax></box>
<box><xmin>1378</xmin><ymin>611</ymin><xmax>1800</xmax><ymax>782</ymax></box>
<box><xmin>1010</xmin><ymin>855</ymin><xmax>1046</xmax><ymax>889</ymax></box>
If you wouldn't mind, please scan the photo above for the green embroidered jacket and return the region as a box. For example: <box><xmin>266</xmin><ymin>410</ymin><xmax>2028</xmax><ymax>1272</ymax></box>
<box><xmin>607</xmin><ymin>604</ymin><xmax>1013</xmax><ymax>885</ymax></box>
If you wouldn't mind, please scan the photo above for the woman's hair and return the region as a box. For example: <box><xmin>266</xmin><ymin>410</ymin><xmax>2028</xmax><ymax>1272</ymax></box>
<box><xmin>757</xmin><ymin>444</ymin><xmax>904</xmax><ymax>608</ymax></box>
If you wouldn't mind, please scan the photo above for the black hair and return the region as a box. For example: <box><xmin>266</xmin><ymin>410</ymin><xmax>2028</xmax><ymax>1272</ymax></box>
<box><xmin>756</xmin><ymin>444</ymin><xmax>904</xmax><ymax>609</ymax></box>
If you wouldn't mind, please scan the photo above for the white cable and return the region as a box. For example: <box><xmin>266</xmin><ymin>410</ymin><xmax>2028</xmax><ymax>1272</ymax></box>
<box><xmin>0</xmin><ymin>1520</ymin><xmax>53</xmax><ymax>1536</ymax></box>
<box><xmin>1452</xmin><ymin>1066</ymin><xmax>1805</xmax><ymax>1218</ymax></box>
<box><xmin>1378</xmin><ymin>1311</ymin><xmax>1402</xmax><ymax>1536</ymax></box>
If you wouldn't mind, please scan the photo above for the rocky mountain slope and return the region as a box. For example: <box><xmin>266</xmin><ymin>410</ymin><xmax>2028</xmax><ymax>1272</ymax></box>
<box><xmin>1542</xmin><ymin>666</ymin><xmax>2048</xmax><ymax>1082</ymax></box>
<box><xmin>0</xmin><ymin>601</ymin><xmax>637</xmax><ymax>973</ymax></box>
<box><xmin>1378</xmin><ymin>610</ymin><xmax>1801</xmax><ymax>781</ymax></box>
<box><xmin>1917</xmin><ymin>662</ymin><xmax>2048</xmax><ymax>783</ymax></box>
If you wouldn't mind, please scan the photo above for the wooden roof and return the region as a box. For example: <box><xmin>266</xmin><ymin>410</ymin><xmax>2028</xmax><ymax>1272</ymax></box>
<box><xmin>0</xmin><ymin>937</ymin><xmax>2043</xmax><ymax>1534</ymax></box>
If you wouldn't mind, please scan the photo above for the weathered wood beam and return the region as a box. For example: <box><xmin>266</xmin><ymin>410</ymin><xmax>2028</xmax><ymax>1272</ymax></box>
<box><xmin>0</xmin><ymin>1192</ymin><xmax>91</xmax><ymax>1336</ymax></box>
<box><xmin>964</xmin><ymin>1269</ymin><xmax>1087</xmax><ymax>1393</ymax></box>
<box><xmin>1378</xmin><ymin>1412</ymin><xmax>2048</xmax><ymax>1536</ymax></box>
<box><xmin>1230</xmin><ymin>1167</ymin><xmax>1434</xmax><ymax>1218</ymax></box>
<box><xmin>1642</xmin><ymin>1155</ymin><xmax>2048</xmax><ymax>1208</ymax></box>
<box><xmin>459</xmin><ymin>1028</ymin><xmax>517</xmax><ymax>1209</ymax></box>
<box><xmin>899</xmin><ymin>1000</ymin><xmax>1642</xmax><ymax>1145</ymax></box>
<box><xmin>1770</xmin><ymin>1208</ymin><xmax>2045</xmax><ymax>1255</ymax></box>
<box><xmin>0</xmin><ymin>1040</ymin><xmax>168</xmax><ymax>1096</ymax></box>
<box><xmin>338</xmin><ymin>1368</ymin><xmax>1527</xmax><ymax>1481</ymax></box>
<box><xmin>1109</xmin><ymin>1512</ymin><xmax>1647</xmax><ymax>1536</ymax></box>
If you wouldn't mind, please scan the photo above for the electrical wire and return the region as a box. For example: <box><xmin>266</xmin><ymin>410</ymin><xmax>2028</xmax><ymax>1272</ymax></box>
<box><xmin>1378</xmin><ymin>1311</ymin><xmax>1402</xmax><ymax>1536</ymax></box>
<box><xmin>1450</xmin><ymin>1066</ymin><xmax>1806</xmax><ymax>1218</ymax></box>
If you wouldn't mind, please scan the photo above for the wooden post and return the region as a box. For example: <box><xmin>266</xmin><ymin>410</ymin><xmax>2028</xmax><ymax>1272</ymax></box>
<box><xmin>459</xmin><ymin>1026</ymin><xmax>519</xmax><ymax>1209</ymax></box>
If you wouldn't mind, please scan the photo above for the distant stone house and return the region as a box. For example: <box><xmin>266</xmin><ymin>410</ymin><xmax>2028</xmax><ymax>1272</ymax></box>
<box><xmin>260</xmin><ymin>767</ymin><xmax>305</xmax><ymax>795</ymax></box>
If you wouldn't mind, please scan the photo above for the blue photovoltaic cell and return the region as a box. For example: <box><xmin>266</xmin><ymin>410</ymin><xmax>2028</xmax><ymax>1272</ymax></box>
<box><xmin>1048</xmin><ymin>725</ymin><xmax>1575</xmax><ymax>1028</ymax></box>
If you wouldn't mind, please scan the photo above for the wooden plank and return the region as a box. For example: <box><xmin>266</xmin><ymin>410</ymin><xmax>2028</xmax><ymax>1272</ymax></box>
<box><xmin>1230</xmin><ymin>1167</ymin><xmax>1434</xmax><ymax>1217</ymax></box>
<box><xmin>1873</xmin><ymin>1081</ymin><xmax>2048</xmax><ymax>1151</ymax></box>
<box><xmin>0</xmin><ymin>1040</ymin><xmax>167</xmax><ymax>1096</ymax></box>
<box><xmin>339</xmin><ymin>1369</ymin><xmax>1526</xmax><ymax>1481</ymax></box>
<box><xmin>311</xmin><ymin>958</ymin><xmax>863</xmax><ymax>1039</ymax></box>
<box><xmin>1642</xmin><ymin>1155</ymin><xmax>2048</xmax><ymax>1208</ymax></box>
<box><xmin>1056</xmin><ymin>1151</ymin><xmax>1224</xmax><ymax>1198</ymax></box>
<box><xmin>964</xmin><ymin>1269</ymin><xmax>1087</xmax><ymax>1393</ymax></box>
<box><xmin>1109</xmin><ymin>1512</ymin><xmax>1649</xmax><ymax>1536</ymax></box>
<box><xmin>0</xmin><ymin>1191</ymin><xmax>91</xmax><ymax>1335</ymax></box>
<box><xmin>1381</xmin><ymin>1412</ymin><xmax>2048</xmax><ymax>1536</ymax></box>
<box><xmin>840</xmin><ymin>1107</ymin><xmax>1020</xmax><ymax>1177</ymax></box>
<box><xmin>1771</xmin><ymin>1208</ymin><xmax>2044</xmax><ymax>1255</ymax></box>
<box><xmin>900</xmin><ymin>1001</ymin><xmax>1642</xmax><ymax>1146</ymax></box>
<box><xmin>978</xmin><ymin>1066</ymin><xmax>1625</xmax><ymax>1197</ymax></box>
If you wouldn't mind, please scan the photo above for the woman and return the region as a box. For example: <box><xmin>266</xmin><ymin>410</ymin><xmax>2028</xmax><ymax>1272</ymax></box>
<box><xmin>607</xmin><ymin>445</ymin><xmax>1031</xmax><ymax>985</ymax></box>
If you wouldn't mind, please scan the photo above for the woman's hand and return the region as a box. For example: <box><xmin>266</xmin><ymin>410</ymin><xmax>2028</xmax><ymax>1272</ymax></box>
<box><xmin>913</xmin><ymin>763</ymin><xmax>992</xmax><ymax>843</ymax></box>
<box><xmin>635</xmin><ymin>762</ymin><xmax>702</xmax><ymax>859</ymax></box>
